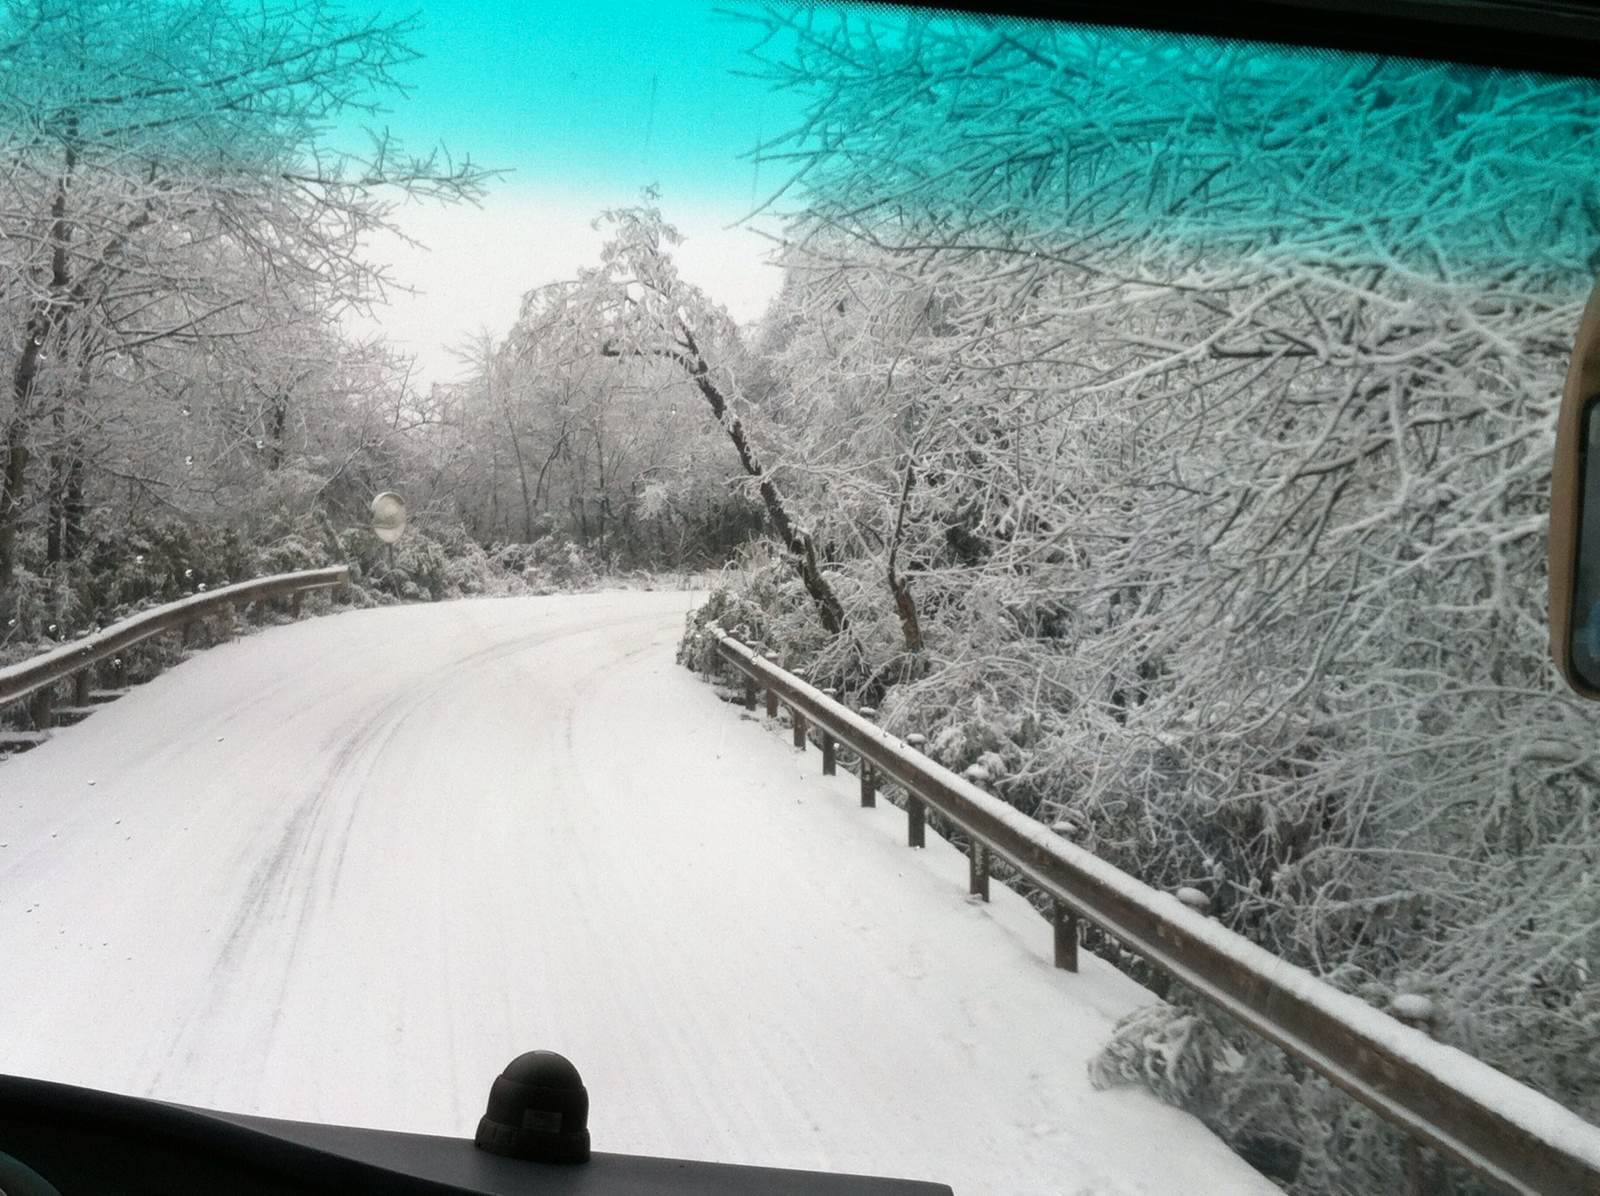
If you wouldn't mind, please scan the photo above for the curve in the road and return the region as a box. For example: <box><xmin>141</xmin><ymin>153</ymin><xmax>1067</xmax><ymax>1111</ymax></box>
<box><xmin>0</xmin><ymin>592</ymin><xmax>1274</xmax><ymax>1195</ymax></box>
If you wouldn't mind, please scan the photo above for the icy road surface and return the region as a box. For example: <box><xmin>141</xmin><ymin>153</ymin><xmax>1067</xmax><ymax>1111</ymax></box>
<box><xmin>0</xmin><ymin>592</ymin><xmax>1274</xmax><ymax>1195</ymax></box>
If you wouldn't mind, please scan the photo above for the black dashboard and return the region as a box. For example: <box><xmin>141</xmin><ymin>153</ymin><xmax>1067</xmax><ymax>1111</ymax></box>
<box><xmin>0</xmin><ymin>1073</ymin><xmax>953</xmax><ymax>1195</ymax></box>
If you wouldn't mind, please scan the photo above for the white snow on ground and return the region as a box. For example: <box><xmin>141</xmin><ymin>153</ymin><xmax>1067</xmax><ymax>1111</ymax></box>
<box><xmin>0</xmin><ymin>592</ymin><xmax>1276</xmax><ymax>1195</ymax></box>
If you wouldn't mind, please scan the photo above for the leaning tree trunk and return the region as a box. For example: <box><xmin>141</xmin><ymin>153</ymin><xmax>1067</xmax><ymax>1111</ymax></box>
<box><xmin>660</xmin><ymin>328</ymin><xmax>851</xmax><ymax>637</ymax></box>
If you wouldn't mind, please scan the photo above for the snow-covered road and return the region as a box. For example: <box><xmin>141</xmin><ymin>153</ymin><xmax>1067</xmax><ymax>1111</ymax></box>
<box><xmin>0</xmin><ymin>592</ymin><xmax>1273</xmax><ymax>1194</ymax></box>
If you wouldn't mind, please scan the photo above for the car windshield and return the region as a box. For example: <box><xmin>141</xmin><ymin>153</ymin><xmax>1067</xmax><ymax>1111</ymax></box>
<box><xmin>2</xmin><ymin>3</ymin><xmax>1599</xmax><ymax>1194</ymax></box>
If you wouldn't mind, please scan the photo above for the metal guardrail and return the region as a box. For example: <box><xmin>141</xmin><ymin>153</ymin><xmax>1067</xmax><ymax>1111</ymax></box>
<box><xmin>707</xmin><ymin>626</ymin><xmax>1600</xmax><ymax>1196</ymax></box>
<box><xmin>0</xmin><ymin>566</ymin><xmax>348</xmax><ymax>722</ymax></box>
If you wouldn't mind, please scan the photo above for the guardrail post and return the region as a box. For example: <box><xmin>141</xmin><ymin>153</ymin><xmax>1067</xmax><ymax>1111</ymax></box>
<box><xmin>857</xmin><ymin>706</ymin><xmax>877</xmax><ymax>807</ymax></box>
<box><xmin>683</xmin><ymin>628</ymin><xmax>1600</xmax><ymax>1193</ymax></box>
<box><xmin>291</xmin><ymin>590</ymin><xmax>304</xmax><ymax>618</ymax></box>
<box><xmin>762</xmin><ymin>653</ymin><xmax>781</xmax><ymax>717</ymax></box>
<box><xmin>962</xmin><ymin>767</ymin><xmax>992</xmax><ymax>885</ymax></box>
<box><xmin>859</xmin><ymin>764</ymin><xmax>876</xmax><ymax>807</ymax></box>
<box><xmin>1393</xmin><ymin>995</ymin><xmax>1440</xmax><ymax>1195</ymax></box>
<box><xmin>968</xmin><ymin>840</ymin><xmax>989</xmax><ymax>901</ymax></box>
<box><xmin>905</xmin><ymin>734</ymin><xmax>927</xmax><ymax>846</ymax></box>
<box><xmin>1053</xmin><ymin>899</ymin><xmax>1079</xmax><ymax>972</ymax></box>
<box><xmin>791</xmin><ymin>708</ymin><xmax>807</xmax><ymax>750</ymax></box>
<box><xmin>28</xmin><ymin>684</ymin><xmax>53</xmax><ymax>730</ymax></box>
<box><xmin>0</xmin><ymin>569</ymin><xmax>349</xmax><ymax>749</ymax></box>
<box><xmin>820</xmin><ymin>688</ymin><xmax>839</xmax><ymax>775</ymax></box>
<box><xmin>960</xmin><ymin>744</ymin><xmax>993</xmax><ymax>896</ymax></box>
<box><xmin>763</xmin><ymin>654</ymin><xmax>780</xmax><ymax>719</ymax></box>
<box><xmin>743</xmin><ymin>676</ymin><xmax>757</xmax><ymax>711</ymax></box>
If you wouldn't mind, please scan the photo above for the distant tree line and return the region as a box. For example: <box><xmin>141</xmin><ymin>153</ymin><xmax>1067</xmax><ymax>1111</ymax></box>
<box><xmin>0</xmin><ymin>0</ymin><xmax>502</xmax><ymax>644</ymax></box>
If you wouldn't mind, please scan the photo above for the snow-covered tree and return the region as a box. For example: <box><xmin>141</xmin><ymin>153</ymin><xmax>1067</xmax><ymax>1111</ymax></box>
<box><xmin>708</xmin><ymin>8</ymin><xmax>1600</xmax><ymax>1190</ymax></box>
<box><xmin>463</xmin><ymin>197</ymin><xmax>856</xmax><ymax>638</ymax></box>
<box><xmin>0</xmin><ymin>0</ymin><xmax>492</xmax><ymax>597</ymax></box>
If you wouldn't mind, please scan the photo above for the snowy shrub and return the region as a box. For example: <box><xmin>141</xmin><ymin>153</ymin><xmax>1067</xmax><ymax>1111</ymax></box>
<box><xmin>676</xmin><ymin>545</ymin><xmax>790</xmax><ymax>669</ymax></box>
<box><xmin>677</xmin><ymin>585</ymin><xmax>765</xmax><ymax>674</ymax></box>
<box><xmin>0</xmin><ymin>566</ymin><xmax>70</xmax><ymax>662</ymax></box>
<box><xmin>488</xmin><ymin>542</ymin><xmax>540</xmax><ymax>576</ymax></box>
<box><xmin>485</xmin><ymin>536</ymin><xmax>602</xmax><ymax>595</ymax></box>
<box><xmin>343</xmin><ymin>519</ymin><xmax>534</xmax><ymax>604</ymax></box>
<box><xmin>1090</xmin><ymin>1000</ymin><xmax>1226</xmax><ymax>1109</ymax></box>
<box><xmin>4</xmin><ymin>515</ymin><xmax>333</xmax><ymax>645</ymax></box>
<box><xmin>527</xmin><ymin>538</ymin><xmax>603</xmax><ymax>594</ymax></box>
<box><xmin>252</xmin><ymin>529</ymin><xmax>332</xmax><ymax>580</ymax></box>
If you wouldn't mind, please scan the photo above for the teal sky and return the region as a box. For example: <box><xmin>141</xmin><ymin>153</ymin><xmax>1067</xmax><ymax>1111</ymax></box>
<box><xmin>342</xmin><ymin>0</ymin><xmax>811</xmax><ymax>379</ymax></box>
<box><xmin>348</xmin><ymin>3</ymin><xmax>1600</xmax><ymax>385</ymax></box>
<box><xmin>373</xmin><ymin>0</ymin><xmax>799</xmax><ymax>207</ymax></box>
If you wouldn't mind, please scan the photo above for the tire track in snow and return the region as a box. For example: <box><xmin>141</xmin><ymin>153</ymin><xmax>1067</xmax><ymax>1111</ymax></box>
<box><xmin>148</xmin><ymin>604</ymin><xmax>674</xmax><ymax>1098</ymax></box>
<box><xmin>0</xmin><ymin>593</ymin><xmax>1275</xmax><ymax>1194</ymax></box>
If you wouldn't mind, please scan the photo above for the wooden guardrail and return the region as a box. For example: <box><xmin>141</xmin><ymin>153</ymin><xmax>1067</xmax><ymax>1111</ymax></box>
<box><xmin>0</xmin><ymin>566</ymin><xmax>348</xmax><ymax>727</ymax></box>
<box><xmin>706</xmin><ymin>625</ymin><xmax>1600</xmax><ymax>1196</ymax></box>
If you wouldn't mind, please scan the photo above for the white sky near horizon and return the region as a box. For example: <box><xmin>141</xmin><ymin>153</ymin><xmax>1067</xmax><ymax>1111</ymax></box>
<box><xmin>337</xmin><ymin>0</ymin><xmax>807</xmax><ymax>390</ymax></box>
<box><xmin>345</xmin><ymin>187</ymin><xmax>787</xmax><ymax>390</ymax></box>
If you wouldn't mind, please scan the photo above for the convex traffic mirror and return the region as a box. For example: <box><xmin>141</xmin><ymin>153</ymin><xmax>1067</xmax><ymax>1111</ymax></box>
<box><xmin>371</xmin><ymin>492</ymin><xmax>407</xmax><ymax>545</ymax></box>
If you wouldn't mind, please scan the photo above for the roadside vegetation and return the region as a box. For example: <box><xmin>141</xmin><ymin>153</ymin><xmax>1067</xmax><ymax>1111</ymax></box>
<box><xmin>4</xmin><ymin>4</ymin><xmax>1598</xmax><ymax>1191</ymax></box>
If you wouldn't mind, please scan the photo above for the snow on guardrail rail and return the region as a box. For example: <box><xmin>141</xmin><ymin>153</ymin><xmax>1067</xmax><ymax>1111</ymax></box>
<box><xmin>0</xmin><ymin>566</ymin><xmax>348</xmax><ymax>719</ymax></box>
<box><xmin>705</xmin><ymin>625</ymin><xmax>1600</xmax><ymax>1196</ymax></box>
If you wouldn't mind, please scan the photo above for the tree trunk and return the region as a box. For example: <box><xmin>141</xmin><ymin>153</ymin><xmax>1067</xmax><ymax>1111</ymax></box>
<box><xmin>887</xmin><ymin>459</ymin><xmax>924</xmax><ymax>653</ymax></box>
<box><xmin>0</xmin><ymin>407</ymin><xmax>32</xmax><ymax>590</ymax></box>
<box><xmin>62</xmin><ymin>450</ymin><xmax>86</xmax><ymax>561</ymax></box>
<box><xmin>267</xmin><ymin>392</ymin><xmax>288</xmax><ymax>470</ymax></box>
<box><xmin>46</xmin><ymin>421</ymin><xmax>65</xmax><ymax>566</ymax></box>
<box><xmin>2</xmin><ymin>301</ymin><xmax>62</xmax><ymax>588</ymax></box>
<box><xmin>592</xmin><ymin>425</ymin><xmax>608</xmax><ymax>548</ymax></box>
<box><xmin>489</xmin><ymin>369</ymin><xmax>534</xmax><ymax>540</ymax></box>
<box><xmin>488</xmin><ymin>432</ymin><xmax>501</xmax><ymax>541</ymax></box>
<box><xmin>533</xmin><ymin>426</ymin><xmax>570</xmax><ymax>518</ymax></box>
<box><xmin>2</xmin><ymin>129</ymin><xmax>78</xmax><ymax>590</ymax></box>
<box><xmin>669</xmin><ymin>329</ymin><xmax>851</xmax><ymax>638</ymax></box>
<box><xmin>510</xmin><ymin>428</ymin><xmax>533</xmax><ymax>541</ymax></box>
<box><xmin>45</xmin><ymin>448</ymin><xmax>83</xmax><ymax>565</ymax></box>
<box><xmin>48</xmin><ymin>352</ymin><xmax>95</xmax><ymax>565</ymax></box>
